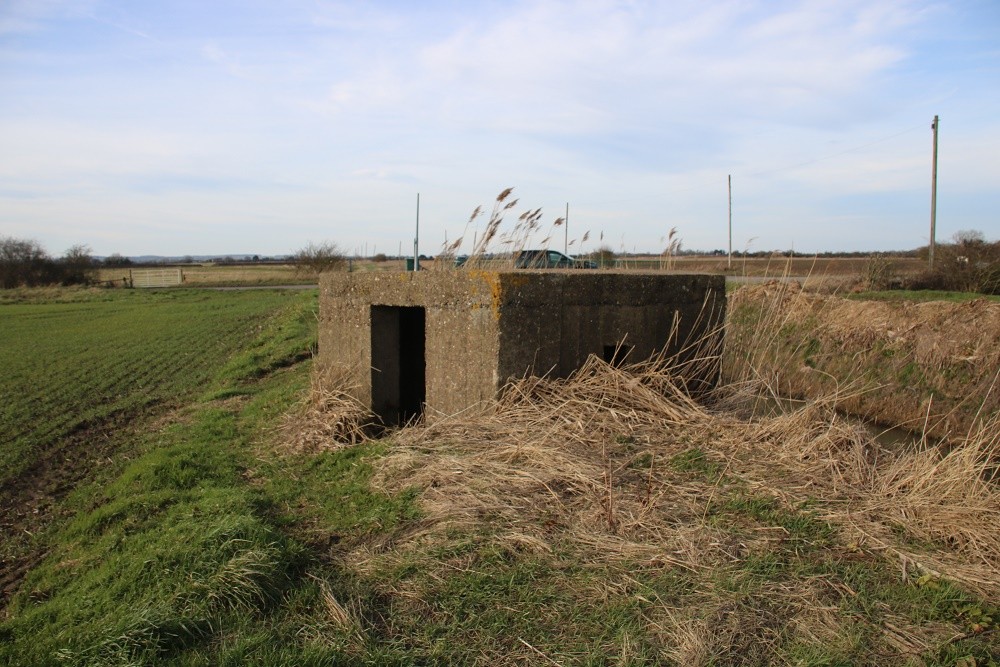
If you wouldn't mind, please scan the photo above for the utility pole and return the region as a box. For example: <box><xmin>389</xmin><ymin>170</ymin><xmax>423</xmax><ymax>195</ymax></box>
<box><xmin>929</xmin><ymin>115</ymin><xmax>939</xmax><ymax>269</ymax></box>
<box><xmin>413</xmin><ymin>193</ymin><xmax>420</xmax><ymax>271</ymax></box>
<box><xmin>727</xmin><ymin>174</ymin><xmax>732</xmax><ymax>270</ymax></box>
<box><xmin>564</xmin><ymin>202</ymin><xmax>569</xmax><ymax>254</ymax></box>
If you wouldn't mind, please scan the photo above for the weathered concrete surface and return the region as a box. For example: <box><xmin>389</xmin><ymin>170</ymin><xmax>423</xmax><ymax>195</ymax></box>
<box><xmin>319</xmin><ymin>270</ymin><xmax>725</xmax><ymax>423</ymax></box>
<box><xmin>493</xmin><ymin>272</ymin><xmax>724</xmax><ymax>382</ymax></box>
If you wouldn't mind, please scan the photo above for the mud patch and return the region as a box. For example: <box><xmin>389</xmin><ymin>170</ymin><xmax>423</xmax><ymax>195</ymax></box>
<box><xmin>0</xmin><ymin>404</ymin><xmax>185</xmax><ymax>610</ymax></box>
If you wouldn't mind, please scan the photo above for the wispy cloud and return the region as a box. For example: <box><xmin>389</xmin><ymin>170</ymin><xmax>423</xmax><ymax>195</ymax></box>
<box><xmin>0</xmin><ymin>0</ymin><xmax>997</xmax><ymax>255</ymax></box>
<box><xmin>0</xmin><ymin>0</ymin><xmax>97</xmax><ymax>35</ymax></box>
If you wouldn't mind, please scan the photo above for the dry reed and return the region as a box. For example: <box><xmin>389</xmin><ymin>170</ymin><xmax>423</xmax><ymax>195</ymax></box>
<box><xmin>339</xmin><ymin>340</ymin><xmax>1000</xmax><ymax>603</ymax></box>
<box><xmin>286</xmin><ymin>283</ymin><xmax>999</xmax><ymax>661</ymax></box>
<box><xmin>278</xmin><ymin>364</ymin><xmax>374</xmax><ymax>453</ymax></box>
<box><xmin>441</xmin><ymin>188</ymin><xmax>592</xmax><ymax>269</ymax></box>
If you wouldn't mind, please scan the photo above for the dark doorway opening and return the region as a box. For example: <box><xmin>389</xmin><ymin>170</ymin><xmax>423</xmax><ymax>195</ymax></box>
<box><xmin>371</xmin><ymin>306</ymin><xmax>426</xmax><ymax>425</ymax></box>
<box><xmin>603</xmin><ymin>343</ymin><xmax>634</xmax><ymax>368</ymax></box>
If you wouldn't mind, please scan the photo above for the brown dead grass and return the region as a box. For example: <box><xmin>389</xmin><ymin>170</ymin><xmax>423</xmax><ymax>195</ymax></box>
<box><xmin>285</xmin><ymin>305</ymin><xmax>999</xmax><ymax>662</ymax></box>
<box><xmin>731</xmin><ymin>399</ymin><xmax>1000</xmax><ymax>599</ymax></box>
<box><xmin>361</xmin><ymin>357</ymin><xmax>734</xmax><ymax>571</ymax></box>
<box><xmin>279</xmin><ymin>365</ymin><xmax>374</xmax><ymax>453</ymax></box>
<box><xmin>725</xmin><ymin>282</ymin><xmax>1000</xmax><ymax>437</ymax></box>
<box><xmin>336</xmin><ymin>353</ymin><xmax>1000</xmax><ymax>604</ymax></box>
<box><xmin>288</xmin><ymin>339</ymin><xmax>1000</xmax><ymax>600</ymax></box>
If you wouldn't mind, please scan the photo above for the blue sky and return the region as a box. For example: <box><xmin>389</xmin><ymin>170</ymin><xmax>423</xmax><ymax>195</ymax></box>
<box><xmin>1</xmin><ymin>0</ymin><xmax>998</xmax><ymax>257</ymax></box>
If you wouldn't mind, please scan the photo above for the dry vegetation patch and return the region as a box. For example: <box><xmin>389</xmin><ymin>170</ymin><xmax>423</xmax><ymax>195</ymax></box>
<box><xmin>291</xmin><ymin>348</ymin><xmax>999</xmax><ymax>663</ymax></box>
<box><xmin>279</xmin><ymin>365</ymin><xmax>374</xmax><ymax>453</ymax></box>
<box><xmin>726</xmin><ymin>283</ymin><xmax>1000</xmax><ymax>438</ymax></box>
<box><xmin>366</xmin><ymin>357</ymin><xmax>727</xmax><ymax>572</ymax></box>
<box><xmin>351</xmin><ymin>359</ymin><xmax>1000</xmax><ymax>601</ymax></box>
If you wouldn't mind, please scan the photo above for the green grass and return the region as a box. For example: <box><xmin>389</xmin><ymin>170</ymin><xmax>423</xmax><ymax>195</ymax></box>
<box><xmin>0</xmin><ymin>288</ymin><xmax>312</xmax><ymax>485</ymax></box>
<box><xmin>0</xmin><ymin>287</ymin><xmax>420</xmax><ymax>666</ymax></box>
<box><xmin>1</xmin><ymin>287</ymin><xmax>998</xmax><ymax>666</ymax></box>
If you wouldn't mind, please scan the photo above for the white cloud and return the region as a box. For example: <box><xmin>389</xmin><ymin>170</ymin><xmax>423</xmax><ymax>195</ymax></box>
<box><xmin>1</xmin><ymin>0</ymin><xmax>997</xmax><ymax>255</ymax></box>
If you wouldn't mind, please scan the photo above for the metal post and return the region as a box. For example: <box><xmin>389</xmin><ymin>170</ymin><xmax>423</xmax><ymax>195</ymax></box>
<box><xmin>564</xmin><ymin>202</ymin><xmax>569</xmax><ymax>254</ymax></box>
<box><xmin>929</xmin><ymin>115</ymin><xmax>939</xmax><ymax>269</ymax></box>
<box><xmin>413</xmin><ymin>193</ymin><xmax>420</xmax><ymax>271</ymax></box>
<box><xmin>727</xmin><ymin>174</ymin><xmax>732</xmax><ymax>270</ymax></box>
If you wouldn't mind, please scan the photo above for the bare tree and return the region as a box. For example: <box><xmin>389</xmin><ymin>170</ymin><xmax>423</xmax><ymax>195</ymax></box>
<box><xmin>61</xmin><ymin>244</ymin><xmax>95</xmax><ymax>285</ymax></box>
<box><xmin>0</xmin><ymin>236</ymin><xmax>51</xmax><ymax>288</ymax></box>
<box><xmin>953</xmin><ymin>229</ymin><xmax>986</xmax><ymax>247</ymax></box>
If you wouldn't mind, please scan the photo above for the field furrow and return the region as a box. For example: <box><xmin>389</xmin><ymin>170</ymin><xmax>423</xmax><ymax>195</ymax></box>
<box><xmin>0</xmin><ymin>289</ymin><xmax>316</xmax><ymax>539</ymax></box>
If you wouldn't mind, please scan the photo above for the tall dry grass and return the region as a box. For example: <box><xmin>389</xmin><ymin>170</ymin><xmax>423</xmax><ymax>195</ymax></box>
<box><xmin>289</xmin><ymin>283</ymin><xmax>1000</xmax><ymax>600</ymax></box>
<box><xmin>282</xmin><ymin>292</ymin><xmax>1000</xmax><ymax>662</ymax></box>
<box><xmin>279</xmin><ymin>364</ymin><xmax>374</xmax><ymax>453</ymax></box>
<box><xmin>725</xmin><ymin>279</ymin><xmax>1000</xmax><ymax>438</ymax></box>
<box><xmin>360</xmin><ymin>356</ymin><xmax>999</xmax><ymax>595</ymax></box>
<box><xmin>721</xmin><ymin>280</ymin><xmax>1000</xmax><ymax>596</ymax></box>
<box><xmin>438</xmin><ymin>188</ymin><xmax>598</xmax><ymax>269</ymax></box>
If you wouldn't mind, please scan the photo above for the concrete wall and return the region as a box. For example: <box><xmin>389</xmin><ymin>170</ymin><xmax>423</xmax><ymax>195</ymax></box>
<box><xmin>319</xmin><ymin>271</ymin><xmax>725</xmax><ymax>423</ymax></box>
<box><xmin>491</xmin><ymin>273</ymin><xmax>725</xmax><ymax>383</ymax></box>
<box><xmin>319</xmin><ymin>272</ymin><xmax>502</xmax><ymax>421</ymax></box>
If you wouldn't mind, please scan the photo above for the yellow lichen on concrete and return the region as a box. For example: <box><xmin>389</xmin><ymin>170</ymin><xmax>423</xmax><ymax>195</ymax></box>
<box><xmin>466</xmin><ymin>270</ymin><xmax>505</xmax><ymax>320</ymax></box>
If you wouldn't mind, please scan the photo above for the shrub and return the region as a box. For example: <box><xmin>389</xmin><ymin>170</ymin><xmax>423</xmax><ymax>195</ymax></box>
<box><xmin>292</xmin><ymin>241</ymin><xmax>346</xmax><ymax>275</ymax></box>
<box><xmin>0</xmin><ymin>238</ymin><xmax>99</xmax><ymax>288</ymax></box>
<box><xmin>978</xmin><ymin>264</ymin><xmax>1000</xmax><ymax>295</ymax></box>
<box><xmin>907</xmin><ymin>233</ymin><xmax>1000</xmax><ymax>295</ymax></box>
<box><xmin>61</xmin><ymin>244</ymin><xmax>96</xmax><ymax>286</ymax></box>
<box><xmin>589</xmin><ymin>245</ymin><xmax>616</xmax><ymax>268</ymax></box>
<box><xmin>861</xmin><ymin>253</ymin><xmax>897</xmax><ymax>291</ymax></box>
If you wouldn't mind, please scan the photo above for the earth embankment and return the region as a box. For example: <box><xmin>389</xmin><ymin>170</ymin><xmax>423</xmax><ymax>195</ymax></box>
<box><xmin>724</xmin><ymin>284</ymin><xmax>1000</xmax><ymax>438</ymax></box>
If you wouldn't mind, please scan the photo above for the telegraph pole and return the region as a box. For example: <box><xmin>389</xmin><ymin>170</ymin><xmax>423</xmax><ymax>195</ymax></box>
<box><xmin>727</xmin><ymin>174</ymin><xmax>732</xmax><ymax>270</ymax></box>
<box><xmin>929</xmin><ymin>115</ymin><xmax>939</xmax><ymax>269</ymax></box>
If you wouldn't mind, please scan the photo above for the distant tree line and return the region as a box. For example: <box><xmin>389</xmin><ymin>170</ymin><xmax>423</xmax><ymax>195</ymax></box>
<box><xmin>0</xmin><ymin>237</ymin><xmax>97</xmax><ymax>288</ymax></box>
<box><xmin>103</xmin><ymin>253</ymin><xmax>133</xmax><ymax>267</ymax></box>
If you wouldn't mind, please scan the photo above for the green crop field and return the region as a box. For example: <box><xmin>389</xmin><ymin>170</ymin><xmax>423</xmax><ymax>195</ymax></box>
<box><xmin>0</xmin><ymin>289</ymin><xmax>309</xmax><ymax>484</ymax></box>
<box><xmin>1</xmin><ymin>287</ymin><xmax>997</xmax><ymax>666</ymax></box>
<box><xmin>0</xmin><ymin>287</ymin><xmax>342</xmax><ymax>664</ymax></box>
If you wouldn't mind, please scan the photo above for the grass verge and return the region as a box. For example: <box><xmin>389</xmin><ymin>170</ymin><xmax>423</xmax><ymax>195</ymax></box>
<box><xmin>0</xmin><ymin>288</ymin><xmax>414</xmax><ymax>665</ymax></box>
<box><xmin>2</xmin><ymin>286</ymin><xmax>998</xmax><ymax>665</ymax></box>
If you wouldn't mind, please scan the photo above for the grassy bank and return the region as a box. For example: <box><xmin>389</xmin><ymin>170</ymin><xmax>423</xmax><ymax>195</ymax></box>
<box><xmin>1</xmin><ymin>287</ymin><xmax>997</xmax><ymax>665</ymax></box>
<box><xmin>0</xmin><ymin>288</ymin><xmax>410</xmax><ymax>664</ymax></box>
